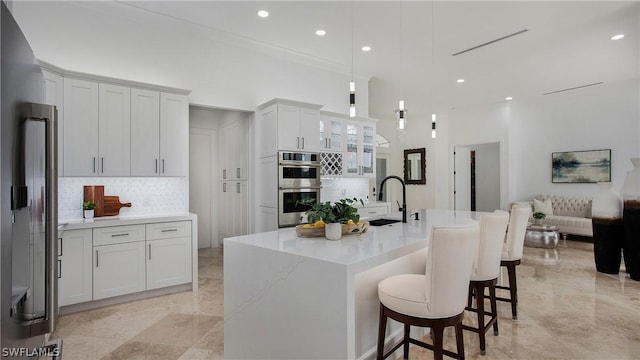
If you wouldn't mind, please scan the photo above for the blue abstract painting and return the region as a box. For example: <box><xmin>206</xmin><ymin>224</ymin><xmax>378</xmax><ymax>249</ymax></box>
<box><xmin>552</xmin><ymin>149</ymin><xmax>611</xmax><ymax>183</ymax></box>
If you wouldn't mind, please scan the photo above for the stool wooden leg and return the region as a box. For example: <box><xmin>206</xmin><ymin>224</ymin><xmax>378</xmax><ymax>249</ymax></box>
<box><xmin>455</xmin><ymin>321</ymin><xmax>466</xmax><ymax>360</ymax></box>
<box><xmin>403</xmin><ymin>324</ymin><xmax>410</xmax><ymax>359</ymax></box>
<box><xmin>489</xmin><ymin>282</ymin><xmax>499</xmax><ymax>336</ymax></box>
<box><xmin>474</xmin><ymin>283</ymin><xmax>487</xmax><ymax>355</ymax></box>
<box><xmin>507</xmin><ymin>263</ymin><xmax>518</xmax><ymax>319</ymax></box>
<box><xmin>432</xmin><ymin>323</ymin><xmax>445</xmax><ymax>360</ymax></box>
<box><xmin>377</xmin><ymin>304</ymin><xmax>388</xmax><ymax>360</ymax></box>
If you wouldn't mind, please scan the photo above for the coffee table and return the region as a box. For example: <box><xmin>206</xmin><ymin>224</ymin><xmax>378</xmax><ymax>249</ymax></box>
<box><xmin>524</xmin><ymin>224</ymin><xmax>559</xmax><ymax>249</ymax></box>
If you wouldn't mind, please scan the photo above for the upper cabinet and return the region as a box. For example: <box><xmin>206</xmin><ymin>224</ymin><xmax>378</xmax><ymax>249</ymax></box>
<box><xmin>159</xmin><ymin>93</ymin><xmax>189</xmax><ymax>176</ymax></box>
<box><xmin>46</xmin><ymin>63</ymin><xmax>190</xmax><ymax>178</ymax></box>
<box><xmin>319</xmin><ymin>112</ymin><xmax>344</xmax><ymax>152</ymax></box>
<box><xmin>256</xmin><ymin>99</ymin><xmax>323</xmax><ymax>157</ymax></box>
<box><xmin>344</xmin><ymin>119</ymin><xmax>376</xmax><ymax>178</ymax></box>
<box><xmin>42</xmin><ymin>70</ymin><xmax>64</xmax><ymax>176</ymax></box>
<box><xmin>131</xmin><ymin>91</ymin><xmax>189</xmax><ymax>177</ymax></box>
<box><xmin>63</xmin><ymin>78</ymin><xmax>99</xmax><ymax>176</ymax></box>
<box><xmin>219</xmin><ymin>115</ymin><xmax>249</xmax><ymax>181</ymax></box>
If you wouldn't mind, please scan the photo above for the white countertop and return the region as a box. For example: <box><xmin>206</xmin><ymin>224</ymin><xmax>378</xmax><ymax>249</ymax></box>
<box><xmin>59</xmin><ymin>213</ymin><xmax>197</xmax><ymax>231</ymax></box>
<box><xmin>224</xmin><ymin>209</ymin><xmax>481</xmax><ymax>271</ymax></box>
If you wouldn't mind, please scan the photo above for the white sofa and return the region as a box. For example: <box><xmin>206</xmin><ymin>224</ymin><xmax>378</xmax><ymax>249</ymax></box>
<box><xmin>515</xmin><ymin>195</ymin><xmax>593</xmax><ymax>237</ymax></box>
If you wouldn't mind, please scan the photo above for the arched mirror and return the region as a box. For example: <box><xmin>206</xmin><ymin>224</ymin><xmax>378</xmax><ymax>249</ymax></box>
<box><xmin>404</xmin><ymin>148</ymin><xmax>426</xmax><ymax>185</ymax></box>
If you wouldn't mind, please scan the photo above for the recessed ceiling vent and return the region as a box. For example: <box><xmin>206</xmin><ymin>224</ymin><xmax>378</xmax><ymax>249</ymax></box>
<box><xmin>452</xmin><ymin>29</ymin><xmax>528</xmax><ymax>56</ymax></box>
<box><xmin>542</xmin><ymin>82</ymin><xmax>604</xmax><ymax>96</ymax></box>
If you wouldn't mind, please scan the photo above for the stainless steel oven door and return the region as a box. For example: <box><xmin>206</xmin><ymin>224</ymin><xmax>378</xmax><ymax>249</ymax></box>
<box><xmin>278</xmin><ymin>187</ymin><xmax>320</xmax><ymax>227</ymax></box>
<box><xmin>278</xmin><ymin>165</ymin><xmax>321</xmax><ymax>188</ymax></box>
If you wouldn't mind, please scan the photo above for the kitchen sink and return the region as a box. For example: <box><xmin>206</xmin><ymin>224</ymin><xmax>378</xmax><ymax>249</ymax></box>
<box><xmin>369</xmin><ymin>218</ymin><xmax>402</xmax><ymax>226</ymax></box>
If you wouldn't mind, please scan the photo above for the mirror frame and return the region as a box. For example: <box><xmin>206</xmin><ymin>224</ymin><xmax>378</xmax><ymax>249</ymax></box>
<box><xmin>403</xmin><ymin>148</ymin><xmax>426</xmax><ymax>185</ymax></box>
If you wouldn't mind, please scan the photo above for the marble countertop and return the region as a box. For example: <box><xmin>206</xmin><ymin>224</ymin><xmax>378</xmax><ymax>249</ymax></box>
<box><xmin>224</xmin><ymin>209</ymin><xmax>481</xmax><ymax>271</ymax></box>
<box><xmin>59</xmin><ymin>213</ymin><xmax>196</xmax><ymax>231</ymax></box>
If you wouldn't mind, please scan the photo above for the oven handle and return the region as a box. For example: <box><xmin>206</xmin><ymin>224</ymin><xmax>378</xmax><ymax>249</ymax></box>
<box><xmin>278</xmin><ymin>162</ymin><xmax>321</xmax><ymax>167</ymax></box>
<box><xmin>278</xmin><ymin>186</ymin><xmax>322</xmax><ymax>190</ymax></box>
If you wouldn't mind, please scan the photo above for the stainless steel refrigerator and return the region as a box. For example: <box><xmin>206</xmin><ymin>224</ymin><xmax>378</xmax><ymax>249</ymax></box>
<box><xmin>1</xmin><ymin>3</ymin><xmax>60</xmax><ymax>357</ymax></box>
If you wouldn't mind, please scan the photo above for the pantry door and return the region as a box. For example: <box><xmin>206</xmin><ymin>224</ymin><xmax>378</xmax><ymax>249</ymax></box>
<box><xmin>190</xmin><ymin>128</ymin><xmax>218</xmax><ymax>248</ymax></box>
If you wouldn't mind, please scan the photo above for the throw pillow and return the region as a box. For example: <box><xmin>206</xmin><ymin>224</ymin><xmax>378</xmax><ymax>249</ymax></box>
<box><xmin>533</xmin><ymin>198</ymin><xmax>554</xmax><ymax>215</ymax></box>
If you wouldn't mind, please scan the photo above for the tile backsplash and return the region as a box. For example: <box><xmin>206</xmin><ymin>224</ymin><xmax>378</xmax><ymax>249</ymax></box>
<box><xmin>59</xmin><ymin>177</ymin><xmax>188</xmax><ymax>221</ymax></box>
<box><xmin>320</xmin><ymin>177</ymin><xmax>370</xmax><ymax>203</ymax></box>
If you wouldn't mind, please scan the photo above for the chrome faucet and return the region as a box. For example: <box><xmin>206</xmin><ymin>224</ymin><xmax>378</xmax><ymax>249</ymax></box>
<box><xmin>378</xmin><ymin>175</ymin><xmax>407</xmax><ymax>223</ymax></box>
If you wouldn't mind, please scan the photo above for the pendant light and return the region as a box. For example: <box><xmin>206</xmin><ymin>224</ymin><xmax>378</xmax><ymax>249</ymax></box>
<box><xmin>395</xmin><ymin>2</ymin><xmax>407</xmax><ymax>129</ymax></box>
<box><xmin>349</xmin><ymin>3</ymin><xmax>356</xmax><ymax>118</ymax></box>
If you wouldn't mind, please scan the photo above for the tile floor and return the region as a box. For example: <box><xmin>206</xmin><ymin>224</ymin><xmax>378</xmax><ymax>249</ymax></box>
<box><xmin>51</xmin><ymin>239</ymin><xmax>640</xmax><ymax>359</ymax></box>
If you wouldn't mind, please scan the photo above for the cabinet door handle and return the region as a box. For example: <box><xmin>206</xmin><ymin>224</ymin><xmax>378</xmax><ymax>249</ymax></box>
<box><xmin>301</xmin><ymin>137</ymin><xmax>305</xmax><ymax>149</ymax></box>
<box><xmin>148</xmin><ymin>244</ymin><xmax>151</xmax><ymax>260</ymax></box>
<box><xmin>223</xmin><ymin>169</ymin><xmax>227</xmax><ymax>179</ymax></box>
<box><xmin>96</xmin><ymin>250</ymin><xmax>99</xmax><ymax>267</ymax></box>
<box><xmin>296</xmin><ymin>137</ymin><xmax>300</xmax><ymax>149</ymax></box>
<box><xmin>236</xmin><ymin>183</ymin><xmax>240</xmax><ymax>193</ymax></box>
<box><xmin>58</xmin><ymin>237</ymin><xmax>62</xmax><ymax>257</ymax></box>
<box><xmin>93</xmin><ymin>157</ymin><xmax>96</xmax><ymax>173</ymax></box>
<box><xmin>101</xmin><ymin>157</ymin><xmax>104</xmax><ymax>173</ymax></box>
<box><xmin>223</xmin><ymin>183</ymin><xmax>226</xmax><ymax>192</ymax></box>
<box><xmin>162</xmin><ymin>159</ymin><xmax>166</xmax><ymax>174</ymax></box>
<box><xmin>155</xmin><ymin>159</ymin><xmax>158</xmax><ymax>174</ymax></box>
<box><xmin>57</xmin><ymin>259</ymin><xmax>61</xmax><ymax>279</ymax></box>
<box><xmin>111</xmin><ymin>233</ymin><xmax>130</xmax><ymax>237</ymax></box>
<box><xmin>328</xmin><ymin>138</ymin><xmax>331</xmax><ymax>149</ymax></box>
<box><xmin>236</xmin><ymin>167</ymin><xmax>240</xmax><ymax>179</ymax></box>
<box><xmin>161</xmin><ymin>228</ymin><xmax>178</xmax><ymax>232</ymax></box>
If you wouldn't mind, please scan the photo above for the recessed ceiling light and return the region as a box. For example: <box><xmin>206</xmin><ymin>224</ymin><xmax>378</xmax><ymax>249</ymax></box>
<box><xmin>257</xmin><ymin>10</ymin><xmax>269</xmax><ymax>18</ymax></box>
<box><xmin>315</xmin><ymin>29</ymin><xmax>326</xmax><ymax>36</ymax></box>
<box><xmin>457</xmin><ymin>79</ymin><xmax>465</xmax><ymax>83</ymax></box>
<box><xmin>611</xmin><ymin>34</ymin><xmax>624</xmax><ymax>40</ymax></box>
<box><xmin>361</xmin><ymin>46</ymin><xmax>372</xmax><ymax>52</ymax></box>
<box><xmin>505</xmin><ymin>96</ymin><xmax>513</xmax><ymax>101</ymax></box>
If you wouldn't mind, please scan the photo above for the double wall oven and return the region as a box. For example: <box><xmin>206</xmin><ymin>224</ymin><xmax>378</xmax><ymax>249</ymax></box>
<box><xmin>278</xmin><ymin>151</ymin><xmax>321</xmax><ymax>227</ymax></box>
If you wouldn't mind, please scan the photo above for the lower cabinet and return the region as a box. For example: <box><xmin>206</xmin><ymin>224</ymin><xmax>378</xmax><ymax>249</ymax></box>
<box><xmin>58</xmin><ymin>229</ymin><xmax>93</xmax><ymax>306</ymax></box>
<box><xmin>93</xmin><ymin>241</ymin><xmax>146</xmax><ymax>300</ymax></box>
<box><xmin>58</xmin><ymin>219</ymin><xmax>194</xmax><ymax>307</ymax></box>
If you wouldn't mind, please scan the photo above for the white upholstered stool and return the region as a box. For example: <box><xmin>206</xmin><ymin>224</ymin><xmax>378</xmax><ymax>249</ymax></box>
<box><xmin>463</xmin><ymin>211</ymin><xmax>510</xmax><ymax>355</ymax></box>
<box><xmin>376</xmin><ymin>223</ymin><xmax>480</xmax><ymax>360</ymax></box>
<box><xmin>496</xmin><ymin>205</ymin><xmax>531</xmax><ymax>319</ymax></box>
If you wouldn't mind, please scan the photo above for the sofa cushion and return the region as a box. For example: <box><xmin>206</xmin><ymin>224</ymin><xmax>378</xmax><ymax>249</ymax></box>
<box><xmin>534</xmin><ymin>198</ymin><xmax>554</xmax><ymax>215</ymax></box>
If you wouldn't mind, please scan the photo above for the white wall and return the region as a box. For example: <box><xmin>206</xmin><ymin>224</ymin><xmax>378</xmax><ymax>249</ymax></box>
<box><xmin>12</xmin><ymin>1</ymin><xmax>368</xmax><ymax>115</ymax></box>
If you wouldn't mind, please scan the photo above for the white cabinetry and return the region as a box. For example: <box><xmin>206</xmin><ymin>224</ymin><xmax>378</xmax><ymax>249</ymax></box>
<box><xmin>357</xmin><ymin>203</ymin><xmax>391</xmax><ymax>219</ymax></box>
<box><xmin>130</xmin><ymin>89</ymin><xmax>160</xmax><ymax>176</ymax></box>
<box><xmin>93</xmin><ymin>225</ymin><xmax>146</xmax><ymax>300</ymax></box>
<box><xmin>319</xmin><ymin>113</ymin><xmax>344</xmax><ymax>152</ymax></box>
<box><xmin>256</xmin><ymin>99</ymin><xmax>323</xmax><ymax>157</ymax></box>
<box><xmin>344</xmin><ymin>120</ymin><xmax>376</xmax><ymax>177</ymax></box>
<box><xmin>63</xmin><ymin>78</ymin><xmax>99</xmax><ymax>176</ymax></box>
<box><xmin>219</xmin><ymin>116</ymin><xmax>249</xmax><ymax>181</ymax></box>
<box><xmin>219</xmin><ymin>181</ymin><xmax>248</xmax><ymax>239</ymax></box>
<box><xmin>160</xmin><ymin>93</ymin><xmax>189</xmax><ymax>176</ymax></box>
<box><xmin>146</xmin><ymin>221</ymin><xmax>192</xmax><ymax>290</ymax></box>
<box><xmin>58</xmin><ymin>229</ymin><xmax>92</xmax><ymax>306</ymax></box>
<box><xmin>98</xmin><ymin>84</ymin><xmax>131</xmax><ymax>176</ymax></box>
<box><xmin>42</xmin><ymin>70</ymin><xmax>64</xmax><ymax>175</ymax></box>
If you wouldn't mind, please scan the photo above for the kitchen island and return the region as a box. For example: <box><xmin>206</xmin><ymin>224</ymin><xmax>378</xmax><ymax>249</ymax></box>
<box><xmin>223</xmin><ymin>209</ymin><xmax>481</xmax><ymax>360</ymax></box>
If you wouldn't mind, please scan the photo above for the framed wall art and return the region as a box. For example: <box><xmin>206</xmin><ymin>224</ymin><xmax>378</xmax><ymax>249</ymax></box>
<box><xmin>552</xmin><ymin>149</ymin><xmax>611</xmax><ymax>183</ymax></box>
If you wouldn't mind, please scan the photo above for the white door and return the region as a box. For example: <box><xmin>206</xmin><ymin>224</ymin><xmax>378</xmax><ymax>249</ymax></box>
<box><xmin>299</xmin><ymin>108</ymin><xmax>320</xmax><ymax>151</ymax></box>
<box><xmin>93</xmin><ymin>242</ymin><xmax>146</xmax><ymax>300</ymax></box>
<box><xmin>454</xmin><ymin>146</ymin><xmax>471</xmax><ymax>211</ymax></box>
<box><xmin>63</xmin><ymin>78</ymin><xmax>99</xmax><ymax>176</ymax></box>
<box><xmin>146</xmin><ymin>237</ymin><xmax>192</xmax><ymax>289</ymax></box>
<box><xmin>58</xmin><ymin>229</ymin><xmax>92</xmax><ymax>306</ymax></box>
<box><xmin>98</xmin><ymin>84</ymin><xmax>131</xmax><ymax>176</ymax></box>
<box><xmin>190</xmin><ymin>128</ymin><xmax>218</xmax><ymax>248</ymax></box>
<box><xmin>277</xmin><ymin>104</ymin><xmax>301</xmax><ymax>151</ymax></box>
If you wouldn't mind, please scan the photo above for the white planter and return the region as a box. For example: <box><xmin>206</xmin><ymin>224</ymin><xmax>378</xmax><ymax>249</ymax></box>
<box><xmin>592</xmin><ymin>182</ymin><xmax>623</xmax><ymax>219</ymax></box>
<box><xmin>83</xmin><ymin>209</ymin><xmax>94</xmax><ymax>219</ymax></box>
<box><xmin>325</xmin><ymin>223</ymin><xmax>342</xmax><ymax>240</ymax></box>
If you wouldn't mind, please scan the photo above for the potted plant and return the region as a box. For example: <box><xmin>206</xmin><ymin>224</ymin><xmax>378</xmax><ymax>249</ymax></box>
<box><xmin>532</xmin><ymin>211</ymin><xmax>546</xmax><ymax>225</ymax></box>
<box><xmin>83</xmin><ymin>201</ymin><xmax>96</xmax><ymax>219</ymax></box>
<box><xmin>301</xmin><ymin>197</ymin><xmax>364</xmax><ymax>240</ymax></box>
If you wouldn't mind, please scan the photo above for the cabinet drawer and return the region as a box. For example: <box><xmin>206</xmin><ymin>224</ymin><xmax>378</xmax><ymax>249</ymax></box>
<box><xmin>146</xmin><ymin>221</ymin><xmax>191</xmax><ymax>240</ymax></box>
<box><xmin>93</xmin><ymin>225</ymin><xmax>145</xmax><ymax>246</ymax></box>
<box><xmin>360</xmin><ymin>206</ymin><xmax>389</xmax><ymax>217</ymax></box>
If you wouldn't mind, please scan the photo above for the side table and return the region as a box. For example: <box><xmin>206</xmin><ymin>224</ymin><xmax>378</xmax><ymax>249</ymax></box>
<box><xmin>524</xmin><ymin>224</ymin><xmax>559</xmax><ymax>249</ymax></box>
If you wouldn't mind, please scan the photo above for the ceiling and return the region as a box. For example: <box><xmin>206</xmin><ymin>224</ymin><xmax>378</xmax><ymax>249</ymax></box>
<box><xmin>24</xmin><ymin>1</ymin><xmax>640</xmax><ymax>120</ymax></box>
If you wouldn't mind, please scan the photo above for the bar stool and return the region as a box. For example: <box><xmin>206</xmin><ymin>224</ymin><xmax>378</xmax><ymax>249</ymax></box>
<box><xmin>463</xmin><ymin>211</ymin><xmax>510</xmax><ymax>355</ymax></box>
<box><xmin>496</xmin><ymin>205</ymin><xmax>531</xmax><ymax>319</ymax></box>
<box><xmin>376</xmin><ymin>223</ymin><xmax>480</xmax><ymax>360</ymax></box>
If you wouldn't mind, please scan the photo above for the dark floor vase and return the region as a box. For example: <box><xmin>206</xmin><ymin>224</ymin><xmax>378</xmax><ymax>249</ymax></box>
<box><xmin>592</xmin><ymin>218</ymin><xmax>624</xmax><ymax>274</ymax></box>
<box><xmin>623</xmin><ymin>203</ymin><xmax>640</xmax><ymax>280</ymax></box>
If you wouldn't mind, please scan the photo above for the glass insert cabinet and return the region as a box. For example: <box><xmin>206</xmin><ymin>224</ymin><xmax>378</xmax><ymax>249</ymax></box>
<box><xmin>345</xmin><ymin>121</ymin><xmax>375</xmax><ymax>177</ymax></box>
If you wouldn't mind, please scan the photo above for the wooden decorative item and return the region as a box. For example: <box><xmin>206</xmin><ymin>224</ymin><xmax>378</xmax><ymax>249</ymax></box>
<box><xmin>103</xmin><ymin>196</ymin><xmax>132</xmax><ymax>216</ymax></box>
<box><xmin>83</xmin><ymin>185</ymin><xmax>104</xmax><ymax>217</ymax></box>
<box><xmin>295</xmin><ymin>222</ymin><xmax>369</xmax><ymax>238</ymax></box>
